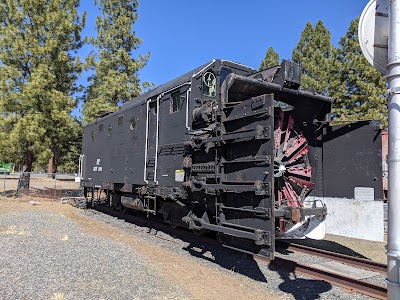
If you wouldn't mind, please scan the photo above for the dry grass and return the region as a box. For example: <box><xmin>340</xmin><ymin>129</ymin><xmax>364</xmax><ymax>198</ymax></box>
<box><xmin>0</xmin><ymin>176</ymin><xmax>81</xmax><ymax>202</ymax></box>
<box><xmin>52</xmin><ymin>292</ymin><xmax>64</xmax><ymax>300</ymax></box>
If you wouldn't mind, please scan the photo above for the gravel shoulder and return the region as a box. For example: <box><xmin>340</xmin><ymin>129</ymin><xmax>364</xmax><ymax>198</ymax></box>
<box><xmin>0</xmin><ymin>202</ymin><xmax>284</xmax><ymax>300</ymax></box>
<box><xmin>0</xmin><ymin>201</ymin><xmax>384</xmax><ymax>300</ymax></box>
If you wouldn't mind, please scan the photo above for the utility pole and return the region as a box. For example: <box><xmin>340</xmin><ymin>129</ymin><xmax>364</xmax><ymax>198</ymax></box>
<box><xmin>386</xmin><ymin>1</ymin><xmax>400</xmax><ymax>298</ymax></box>
<box><xmin>359</xmin><ymin>0</ymin><xmax>400</xmax><ymax>298</ymax></box>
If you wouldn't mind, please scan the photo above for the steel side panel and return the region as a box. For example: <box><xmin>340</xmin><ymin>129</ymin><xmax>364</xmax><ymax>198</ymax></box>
<box><xmin>322</xmin><ymin>121</ymin><xmax>383</xmax><ymax>200</ymax></box>
<box><xmin>82</xmin><ymin>103</ymin><xmax>147</xmax><ymax>187</ymax></box>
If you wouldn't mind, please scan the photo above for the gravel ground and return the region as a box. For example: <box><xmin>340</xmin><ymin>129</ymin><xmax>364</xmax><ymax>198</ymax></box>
<box><xmin>0</xmin><ymin>201</ymin><xmax>385</xmax><ymax>300</ymax></box>
<box><xmin>80</xmin><ymin>208</ymin><xmax>381</xmax><ymax>300</ymax></box>
<box><xmin>0</xmin><ymin>208</ymin><xmax>187</xmax><ymax>300</ymax></box>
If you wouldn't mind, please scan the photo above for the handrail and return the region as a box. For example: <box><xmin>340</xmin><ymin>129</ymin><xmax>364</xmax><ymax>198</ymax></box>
<box><xmin>192</xmin><ymin>60</ymin><xmax>216</xmax><ymax>78</ymax></box>
<box><xmin>154</xmin><ymin>94</ymin><xmax>161</xmax><ymax>184</ymax></box>
<box><xmin>186</xmin><ymin>88</ymin><xmax>191</xmax><ymax>131</ymax></box>
<box><xmin>143</xmin><ymin>99</ymin><xmax>150</xmax><ymax>183</ymax></box>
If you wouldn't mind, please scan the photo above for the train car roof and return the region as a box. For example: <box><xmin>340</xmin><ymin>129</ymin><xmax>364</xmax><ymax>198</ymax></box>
<box><xmin>122</xmin><ymin>61</ymin><xmax>213</xmax><ymax>109</ymax></box>
<box><xmin>85</xmin><ymin>59</ymin><xmax>333</xmax><ymax>127</ymax></box>
<box><xmin>84</xmin><ymin>60</ymin><xmax>228</xmax><ymax>126</ymax></box>
<box><xmin>122</xmin><ymin>59</ymin><xmax>257</xmax><ymax>109</ymax></box>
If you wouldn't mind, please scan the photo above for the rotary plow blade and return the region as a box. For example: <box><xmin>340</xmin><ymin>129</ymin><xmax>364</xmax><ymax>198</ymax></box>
<box><xmin>274</xmin><ymin>108</ymin><xmax>326</xmax><ymax>239</ymax></box>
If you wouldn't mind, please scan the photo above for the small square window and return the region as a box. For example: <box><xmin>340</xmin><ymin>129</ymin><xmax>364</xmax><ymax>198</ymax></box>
<box><xmin>99</xmin><ymin>124</ymin><xmax>103</xmax><ymax>132</ymax></box>
<box><xmin>171</xmin><ymin>91</ymin><xmax>181</xmax><ymax>113</ymax></box>
<box><xmin>118</xmin><ymin>116</ymin><xmax>123</xmax><ymax>126</ymax></box>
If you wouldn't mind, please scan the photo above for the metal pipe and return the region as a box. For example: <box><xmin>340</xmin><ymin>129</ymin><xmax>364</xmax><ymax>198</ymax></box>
<box><xmin>387</xmin><ymin>1</ymin><xmax>400</xmax><ymax>298</ymax></box>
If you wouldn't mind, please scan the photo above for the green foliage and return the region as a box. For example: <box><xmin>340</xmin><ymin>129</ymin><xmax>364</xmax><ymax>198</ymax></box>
<box><xmin>292</xmin><ymin>21</ymin><xmax>334</xmax><ymax>95</ymax></box>
<box><xmin>82</xmin><ymin>0</ymin><xmax>150</xmax><ymax>124</ymax></box>
<box><xmin>292</xmin><ymin>19</ymin><xmax>387</xmax><ymax>127</ymax></box>
<box><xmin>0</xmin><ymin>0</ymin><xmax>85</xmax><ymax>172</ymax></box>
<box><xmin>57</xmin><ymin>118</ymin><xmax>82</xmax><ymax>173</ymax></box>
<box><xmin>259</xmin><ymin>47</ymin><xmax>280</xmax><ymax>71</ymax></box>
<box><xmin>332</xmin><ymin>18</ymin><xmax>387</xmax><ymax>128</ymax></box>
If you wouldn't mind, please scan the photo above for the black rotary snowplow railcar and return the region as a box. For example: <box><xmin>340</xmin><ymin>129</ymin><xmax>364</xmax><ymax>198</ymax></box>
<box><xmin>80</xmin><ymin>59</ymin><xmax>382</xmax><ymax>259</ymax></box>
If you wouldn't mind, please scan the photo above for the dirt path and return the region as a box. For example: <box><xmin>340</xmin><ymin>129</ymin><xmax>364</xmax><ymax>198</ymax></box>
<box><xmin>0</xmin><ymin>201</ymin><xmax>286</xmax><ymax>300</ymax></box>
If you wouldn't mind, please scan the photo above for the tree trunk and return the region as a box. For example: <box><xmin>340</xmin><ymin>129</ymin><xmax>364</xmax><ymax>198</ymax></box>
<box><xmin>47</xmin><ymin>154</ymin><xmax>56</xmax><ymax>179</ymax></box>
<box><xmin>17</xmin><ymin>150</ymin><xmax>34</xmax><ymax>191</ymax></box>
<box><xmin>47</xmin><ymin>147</ymin><xmax>59</xmax><ymax>179</ymax></box>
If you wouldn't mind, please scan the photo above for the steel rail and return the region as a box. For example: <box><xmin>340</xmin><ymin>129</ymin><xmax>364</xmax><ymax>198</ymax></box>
<box><xmin>256</xmin><ymin>256</ymin><xmax>387</xmax><ymax>300</ymax></box>
<box><xmin>276</xmin><ymin>241</ymin><xmax>387</xmax><ymax>274</ymax></box>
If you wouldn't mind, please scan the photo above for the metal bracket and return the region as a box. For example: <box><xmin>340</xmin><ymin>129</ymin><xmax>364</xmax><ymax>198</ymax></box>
<box><xmin>386</xmin><ymin>158</ymin><xmax>400</xmax><ymax>163</ymax></box>
<box><xmin>183</xmin><ymin>180</ymin><xmax>271</xmax><ymax>196</ymax></box>
<box><xmin>387</xmin><ymin>86</ymin><xmax>400</xmax><ymax>95</ymax></box>
<box><xmin>190</xmin><ymin>125</ymin><xmax>271</xmax><ymax>149</ymax></box>
<box><xmin>182</xmin><ymin>214</ymin><xmax>271</xmax><ymax>245</ymax></box>
<box><xmin>385</xmin><ymin>278</ymin><xmax>400</xmax><ymax>287</ymax></box>
<box><xmin>218</xmin><ymin>204</ymin><xmax>272</xmax><ymax>219</ymax></box>
<box><xmin>385</xmin><ymin>252</ymin><xmax>400</xmax><ymax>287</ymax></box>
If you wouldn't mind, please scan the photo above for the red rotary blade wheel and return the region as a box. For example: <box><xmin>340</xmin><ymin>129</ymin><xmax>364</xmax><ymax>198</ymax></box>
<box><xmin>274</xmin><ymin>108</ymin><xmax>315</xmax><ymax>209</ymax></box>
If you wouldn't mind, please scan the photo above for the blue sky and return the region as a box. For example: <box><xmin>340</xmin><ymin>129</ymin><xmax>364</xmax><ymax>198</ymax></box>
<box><xmin>75</xmin><ymin>0</ymin><xmax>369</xmax><ymax>116</ymax></box>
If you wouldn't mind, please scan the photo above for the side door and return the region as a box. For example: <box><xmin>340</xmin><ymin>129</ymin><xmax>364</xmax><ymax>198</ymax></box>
<box><xmin>144</xmin><ymin>99</ymin><xmax>159</xmax><ymax>184</ymax></box>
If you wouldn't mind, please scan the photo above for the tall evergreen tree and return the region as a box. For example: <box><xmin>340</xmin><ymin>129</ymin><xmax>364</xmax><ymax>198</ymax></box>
<box><xmin>259</xmin><ymin>47</ymin><xmax>280</xmax><ymax>71</ymax></box>
<box><xmin>55</xmin><ymin>118</ymin><xmax>82</xmax><ymax>173</ymax></box>
<box><xmin>292</xmin><ymin>20</ymin><xmax>333</xmax><ymax>95</ymax></box>
<box><xmin>0</xmin><ymin>0</ymin><xmax>85</xmax><ymax>185</ymax></box>
<box><xmin>332</xmin><ymin>18</ymin><xmax>387</xmax><ymax>128</ymax></box>
<box><xmin>82</xmin><ymin>0</ymin><xmax>150</xmax><ymax>124</ymax></box>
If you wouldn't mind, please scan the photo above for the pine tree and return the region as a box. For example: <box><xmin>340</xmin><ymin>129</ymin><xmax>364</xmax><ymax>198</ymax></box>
<box><xmin>292</xmin><ymin>21</ymin><xmax>333</xmax><ymax>95</ymax></box>
<box><xmin>332</xmin><ymin>18</ymin><xmax>387</xmax><ymax>128</ymax></box>
<box><xmin>0</xmin><ymin>0</ymin><xmax>85</xmax><ymax>186</ymax></box>
<box><xmin>259</xmin><ymin>47</ymin><xmax>280</xmax><ymax>71</ymax></box>
<box><xmin>82</xmin><ymin>0</ymin><xmax>150</xmax><ymax>124</ymax></box>
<box><xmin>56</xmin><ymin>118</ymin><xmax>82</xmax><ymax>173</ymax></box>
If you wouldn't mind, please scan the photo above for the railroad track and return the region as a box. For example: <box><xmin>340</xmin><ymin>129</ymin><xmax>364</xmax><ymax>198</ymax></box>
<box><xmin>276</xmin><ymin>241</ymin><xmax>387</xmax><ymax>274</ymax></box>
<box><xmin>91</xmin><ymin>204</ymin><xmax>387</xmax><ymax>300</ymax></box>
<box><xmin>257</xmin><ymin>253</ymin><xmax>387</xmax><ymax>300</ymax></box>
<box><xmin>272</xmin><ymin>241</ymin><xmax>387</xmax><ymax>299</ymax></box>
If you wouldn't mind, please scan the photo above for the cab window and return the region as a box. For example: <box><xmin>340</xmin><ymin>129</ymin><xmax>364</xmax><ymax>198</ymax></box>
<box><xmin>171</xmin><ymin>91</ymin><xmax>181</xmax><ymax>113</ymax></box>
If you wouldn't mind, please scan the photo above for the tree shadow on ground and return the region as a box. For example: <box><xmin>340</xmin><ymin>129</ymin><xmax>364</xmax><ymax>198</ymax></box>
<box><xmin>182</xmin><ymin>239</ymin><xmax>268</xmax><ymax>283</ymax></box>
<box><xmin>276</xmin><ymin>239</ymin><xmax>369</xmax><ymax>259</ymax></box>
<box><xmin>181</xmin><ymin>240</ymin><xmax>333</xmax><ymax>299</ymax></box>
<box><xmin>268</xmin><ymin>259</ymin><xmax>332</xmax><ymax>300</ymax></box>
<box><xmin>92</xmin><ymin>205</ymin><xmax>334</xmax><ymax>299</ymax></box>
<box><xmin>93</xmin><ymin>205</ymin><xmax>269</xmax><ymax>283</ymax></box>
